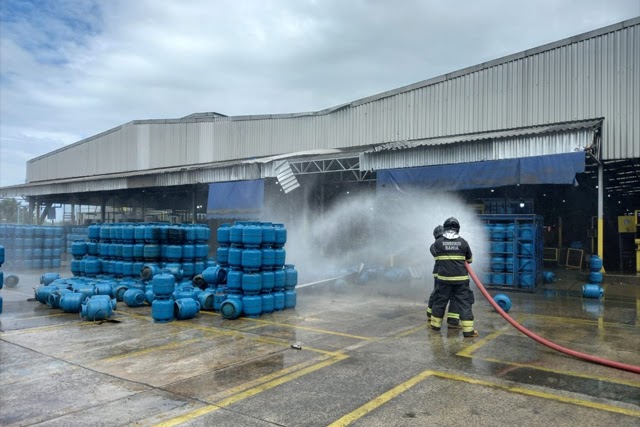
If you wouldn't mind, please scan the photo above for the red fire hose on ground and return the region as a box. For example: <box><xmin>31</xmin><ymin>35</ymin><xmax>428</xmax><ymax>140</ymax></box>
<box><xmin>465</xmin><ymin>262</ymin><xmax>640</xmax><ymax>375</ymax></box>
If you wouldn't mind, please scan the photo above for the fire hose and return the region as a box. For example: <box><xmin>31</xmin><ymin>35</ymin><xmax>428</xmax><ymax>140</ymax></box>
<box><xmin>465</xmin><ymin>262</ymin><xmax>640</xmax><ymax>375</ymax></box>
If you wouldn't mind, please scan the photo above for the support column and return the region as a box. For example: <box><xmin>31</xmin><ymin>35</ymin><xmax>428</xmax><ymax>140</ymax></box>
<box><xmin>28</xmin><ymin>198</ymin><xmax>35</xmax><ymax>225</ymax></box>
<box><xmin>100</xmin><ymin>195</ymin><xmax>106</xmax><ymax>223</ymax></box>
<box><xmin>192</xmin><ymin>185</ymin><xmax>197</xmax><ymax>224</ymax></box>
<box><xmin>597</xmin><ymin>163</ymin><xmax>605</xmax><ymax>272</ymax></box>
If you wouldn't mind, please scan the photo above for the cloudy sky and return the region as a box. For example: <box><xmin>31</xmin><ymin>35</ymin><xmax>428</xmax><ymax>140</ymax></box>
<box><xmin>0</xmin><ymin>0</ymin><xmax>638</xmax><ymax>187</ymax></box>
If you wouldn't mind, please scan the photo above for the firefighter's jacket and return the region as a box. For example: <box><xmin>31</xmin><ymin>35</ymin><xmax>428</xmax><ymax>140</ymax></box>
<box><xmin>433</xmin><ymin>231</ymin><xmax>473</xmax><ymax>284</ymax></box>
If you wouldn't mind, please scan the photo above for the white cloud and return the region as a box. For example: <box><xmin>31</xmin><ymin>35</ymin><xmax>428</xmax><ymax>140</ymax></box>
<box><xmin>1</xmin><ymin>0</ymin><xmax>639</xmax><ymax>186</ymax></box>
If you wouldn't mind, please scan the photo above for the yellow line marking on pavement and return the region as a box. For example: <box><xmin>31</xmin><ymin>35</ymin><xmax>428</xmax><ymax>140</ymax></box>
<box><xmin>117</xmin><ymin>310</ymin><xmax>344</xmax><ymax>357</ymax></box>
<box><xmin>8</xmin><ymin>312</ymin><xmax>70</xmax><ymax>320</ymax></box>
<box><xmin>204</xmin><ymin>356</ymin><xmax>332</xmax><ymax>402</ymax></box>
<box><xmin>102</xmin><ymin>338</ymin><xmax>203</xmax><ymax>362</ymax></box>
<box><xmin>432</xmin><ymin>371</ymin><xmax>640</xmax><ymax>418</ymax></box>
<box><xmin>199</xmin><ymin>310</ymin><xmax>372</xmax><ymax>341</ymax></box>
<box><xmin>155</xmin><ymin>354</ymin><xmax>348</xmax><ymax>427</ymax></box>
<box><xmin>462</xmin><ymin>356</ymin><xmax>640</xmax><ymax>388</ymax></box>
<box><xmin>327</xmin><ymin>369</ymin><xmax>435</xmax><ymax>427</ymax></box>
<box><xmin>1</xmin><ymin>321</ymin><xmax>95</xmax><ymax>334</ymax></box>
<box><xmin>328</xmin><ymin>369</ymin><xmax>640</xmax><ymax>426</ymax></box>
<box><xmin>456</xmin><ymin>317</ymin><xmax>524</xmax><ymax>358</ymax></box>
<box><xmin>394</xmin><ymin>324</ymin><xmax>426</xmax><ymax>338</ymax></box>
<box><xmin>529</xmin><ymin>312</ymin><xmax>637</xmax><ymax>329</ymax></box>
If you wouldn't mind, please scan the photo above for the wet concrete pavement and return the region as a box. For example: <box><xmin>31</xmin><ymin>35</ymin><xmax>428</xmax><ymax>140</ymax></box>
<box><xmin>0</xmin><ymin>267</ymin><xmax>639</xmax><ymax>426</ymax></box>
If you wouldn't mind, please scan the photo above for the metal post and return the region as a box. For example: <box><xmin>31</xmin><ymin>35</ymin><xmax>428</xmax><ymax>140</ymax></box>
<box><xmin>100</xmin><ymin>196</ymin><xmax>106</xmax><ymax>223</ymax></box>
<box><xmin>597</xmin><ymin>163</ymin><xmax>605</xmax><ymax>272</ymax></box>
<box><xmin>192</xmin><ymin>185</ymin><xmax>197</xmax><ymax>224</ymax></box>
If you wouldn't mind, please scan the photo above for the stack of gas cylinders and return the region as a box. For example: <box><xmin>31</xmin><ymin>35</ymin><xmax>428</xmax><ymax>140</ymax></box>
<box><xmin>582</xmin><ymin>255</ymin><xmax>604</xmax><ymax>299</ymax></box>
<box><xmin>30</xmin><ymin>221</ymin><xmax>297</xmax><ymax>323</ymax></box>
<box><xmin>214</xmin><ymin>222</ymin><xmax>298</xmax><ymax>320</ymax></box>
<box><xmin>69</xmin><ymin>223</ymin><xmax>211</xmax><ymax>280</ymax></box>
<box><xmin>0</xmin><ymin>225</ymin><xmax>64</xmax><ymax>270</ymax></box>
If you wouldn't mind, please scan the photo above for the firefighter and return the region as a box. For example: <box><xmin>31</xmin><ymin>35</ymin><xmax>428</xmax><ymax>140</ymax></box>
<box><xmin>426</xmin><ymin>225</ymin><xmax>461</xmax><ymax>328</ymax></box>
<box><xmin>430</xmin><ymin>217</ymin><xmax>477</xmax><ymax>337</ymax></box>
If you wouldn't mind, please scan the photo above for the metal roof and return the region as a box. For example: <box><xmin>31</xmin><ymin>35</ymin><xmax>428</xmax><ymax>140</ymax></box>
<box><xmin>364</xmin><ymin>118</ymin><xmax>603</xmax><ymax>153</ymax></box>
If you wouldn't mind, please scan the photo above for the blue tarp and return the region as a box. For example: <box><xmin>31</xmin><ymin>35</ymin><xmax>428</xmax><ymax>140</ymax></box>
<box><xmin>207</xmin><ymin>179</ymin><xmax>264</xmax><ymax>219</ymax></box>
<box><xmin>377</xmin><ymin>152</ymin><xmax>586</xmax><ymax>191</ymax></box>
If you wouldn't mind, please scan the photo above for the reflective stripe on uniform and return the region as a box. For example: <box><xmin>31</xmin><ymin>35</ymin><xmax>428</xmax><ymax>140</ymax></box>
<box><xmin>437</xmin><ymin>275</ymin><xmax>469</xmax><ymax>281</ymax></box>
<box><xmin>431</xmin><ymin>316</ymin><xmax>443</xmax><ymax>328</ymax></box>
<box><xmin>461</xmin><ymin>320</ymin><xmax>474</xmax><ymax>333</ymax></box>
<box><xmin>446</xmin><ymin>312</ymin><xmax>460</xmax><ymax>319</ymax></box>
<box><xmin>434</xmin><ymin>255</ymin><xmax>466</xmax><ymax>261</ymax></box>
<box><xmin>426</xmin><ymin>307</ymin><xmax>432</xmax><ymax>314</ymax></box>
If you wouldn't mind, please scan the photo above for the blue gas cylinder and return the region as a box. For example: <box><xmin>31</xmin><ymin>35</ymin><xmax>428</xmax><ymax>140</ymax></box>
<box><xmin>226</xmin><ymin>270</ymin><xmax>243</xmax><ymax>292</ymax></box>
<box><xmin>520</xmin><ymin>273</ymin><xmax>535</xmax><ymax>288</ymax></box>
<box><xmin>228</xmin><ymin>247</ymin><xmax>242</xmax><ymax>268</ymax></box>
<box><xmin>273</xmin><ymin>269</ymin><xmax>285</xmax><ymax>291</ymax></box>
<box><xmin>242</xmin><ymin>249</ymin><xmax>262</xmax><ymax>271</ymax></box>
<box><xmin>202</xmin><ymin>266</ymin><xmax>227</xmax><ymax>286</ymax></box>
<box><xmin>261</xmin><ymin>248</ymin><xmax>275</xmax><ymax>269</ymax></box>
<box><xmin>242</xmin><ymin>273</ymin><xmax>262</xmax><ymax>294</ymax></box>
<box><xmin>504</xmin><ymin>273</ymin><xmax>514</xmax><ymax>286</ymax></box>
<box><xmin>217</xmin><ymin>223</ymin><xmax>231</xmax><ymax>246</ymax></box>
<box><xmin>123</xmin><ymin>289</ymin><xmax>146</xmax><ymax>307</ymax></box>
<box><xmin>284</xmin><ymin>290</ymin><xmax>297</xmax><ymax>309</ymax></box>
<box><xmin>284</xmin><ymin>265</ymin><xmax>298</xmax><ymax>290</ymax></box>
<box><xmin>543</xmin><ymin>271</ymin><xmax>556</xmax><ymax>283</ymax></box>
<box><xmin>273</xmin><ymin>223</ymin><xmax>287</xmax><ymax>248</ymax></box>
<box><xmin>491</xmin><ymin>224</ymin><xmax>506</xmax><ymax>240</ymax></box>
<box><xmin>143</xmin><ymin>244</ymin><xmax>160</xmax><ymax>261</ymax></box>
<box><xmin>217</xmin><ymin>246</ymin><xmax>230</xmax><ymax>266</ymax></box>
<box><xmin>41</xmin><ymin>272</ymin><xmax>61</xmax><ymax>285</ymax></box>
<box><xmin>213</xmin><ymin>290</ymin><xmax>227</xmax><ymax>311</ymax></box>
<box><xmin>261</xmin><ymin>293</ymin><xmax>274</xmax><ymax>314</ymax></box>
<box><xmin>242</xmin><ymin>294</ymin><xmax>262</xmax><ymax>318</ymax></box>
<box><xmin>229</xmin><ymin>223</ymin><xmax>244</xmax><ymax>246</ymax></box>
<box><xmin>181</xmin><ymin>245</ymin><xmax>195</xmax><ymax>261</ymax></box>
<box><xmin>582</xmin><ymin>283</ymin><xmax>603</xmax><ymax>299</ymax></box>
<box><xmin>273</xmin><ymin>291</ymin><xmax>285</xmax><ymax>311</ymax></box>
<box><xmin>505</xmin><ymin>257</ymin><xmax>515</xmax><ymax>272</ymax></box>
<box><xmin>491</xmin><ymin>256</ymin><xmax>505</xmax><ymax>272</ymax></box>
<box><xmin>100</xmin><ymin>227</ymin><xmax>112</xmax><ymax>242</ymax></box>
<box><xmin>152</xmin><ymin>273</ymin><xmax>176</xmax><ymax>297</ymax></box>
<box><xmin>59</xmin><ymin>292</ymin><xmax>86</xmax><ymax>313</ymax></box>
<box><xmin>47</xmin><ymin>289</ymin><xmax>72</xmax><ymax>309</ymax></box>
<box><xmin>152</xmin><ymin>298</ymin><xmax>174</xmax><ymax>323</ymax></box>
<box><xmin>71</xmin><ymin>241</ymin><xmax>88</xmax><ymax>259</ymax></box>
<box><xmin>88</xmin><ymin>224</ymin><xmax>101</xmax><ymax>241</ymax></box>
<box><xmin>35</xmin><ymin>285</ymin><xmax>60</xmax><ymax>304</ymax></box>
<box><xmin>589</xmin><ymin>271</ymin><xmax>603</xmax><ymax>283</ymax></box>
<box><xmin>87</xmin><ymin>242</ymin><xmax>99</xmax><ymax>256</ymax></box>
<box><xmin>519</xmin><ymin>258</ymin><xmax>533</xmax><ymax>272</ymax></box>
<box><xmin>490</xmin><ymin>241</ymin><xmax>505</xmax><ymax>253</ymax></box>
<box><xmin>261</xmin><ymin>223</ymin><xmax>275</xmax><ymax>247</ymax></box>
<box><xmin>197</xmin><ymin>289</ymin><xmax>215</xmax><ymax>310</ymax></box>
<box><xmin>589</xmin><ymin>255</ymin><xmax>603</xmax><ymax>272</ymax></box>
<box><xmin>493</xmin><ymin>294</ymin><xmax>512</xmax><ymax>312</ymax></box>
<box><xmin>261</xmin><ymin>271</ymin><xmax>275</xmax><ymax>293</ymax></box>
<box><xmin>242</xmin><ymin>223</ymin><xmax>262</xmax><ymax>248</ymax></box>
<box><xmin>220</xmin><ymin>295</ymin><xmax>243</xmax><ymax>320</ymax></box>
<box><xmin>273</xmin><ymin>248</ymin><xmax>286</xmax><ymax>268</ymax></box>
<box><xmin>492</xmin><ymin>273</ymin><xmax>506</xmax><ymax>285</ymax></box>
<box><xmin>174</xmin><ymin>298</ymin><xmax>200</xmax><ymax>320</ymax></box>
<box><xmin>81</xmin><ymin>296</ymin><xmax>116</xmax><ymax>320</ymax></box>
<box><xmin>519</xmin><ymin>243</ymin><xmax>534</xmax><ymax>256</ymax></box>
<box><xmin>194</xmin><ymin>244</ymin><xmax>209</xmax><ymax>260</ymax></box>
<box><xmin>181</xmin><ymin>262</ymin><xmax>195</xmax><ymax>279</ymax></box>
<box><xmin>519</xmin><ymin>224</ymin><xmax>534</xmax><ymax>241</ymax></box>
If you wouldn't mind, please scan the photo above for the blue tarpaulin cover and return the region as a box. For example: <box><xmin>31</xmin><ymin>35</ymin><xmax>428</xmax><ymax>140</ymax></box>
<box><xmin>207</xmin><ymin>179</ymin><xmax>264</xmax><ymax>219</ymax></box>
<box><xmin>377</xmin><ymin>152</ymin><xmax>586</xmax><ymax>191</ymax></box>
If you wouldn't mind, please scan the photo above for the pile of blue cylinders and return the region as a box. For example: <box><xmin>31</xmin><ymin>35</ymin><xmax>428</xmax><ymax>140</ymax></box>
<box><xmin>216</xmin><ymin>221</ymin><xmax>296</xmax><ymax>320</ymax></box>
<box><xmin>0</xmin><ymin>225</ymin><xmax>65</xmax><ymax>271</ymax></box>
<box><xmin>582</xmin><ymin>255</ymin><xmax>604</xmax><ymax>299</ymax></box>
<box><xmin>482</xmin><ymin>218</ymin><xmax>540</xmax><ymax>290</ymax></box>
<box><xmin>69</xmin><ymin>223</ymin><xmax>211</xmax><ymax>280</ymax></box>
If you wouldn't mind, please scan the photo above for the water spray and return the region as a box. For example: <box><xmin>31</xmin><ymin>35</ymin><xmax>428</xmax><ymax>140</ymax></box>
<box><xmin>466</xmin><ymin>262</ymin><xmax>640</xmax><ymax>375</ymax></box>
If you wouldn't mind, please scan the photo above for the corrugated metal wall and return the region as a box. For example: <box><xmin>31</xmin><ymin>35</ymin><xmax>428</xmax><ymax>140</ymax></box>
<box><xmin>26</xmin><ymin>19</ymin><xmax>639</xmax><ymax>183</ymax></box>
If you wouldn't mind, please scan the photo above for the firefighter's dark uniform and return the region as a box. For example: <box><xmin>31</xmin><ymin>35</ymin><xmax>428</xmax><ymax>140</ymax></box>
<box><xmin>427</xmin><ymin>243</ymin><xmax>460</xmax><ymax>326</ymax></box>
<box><xmin>430</xmin><ymin>230</ymin><xmax>475</xmax><ymax>336</ymax></box>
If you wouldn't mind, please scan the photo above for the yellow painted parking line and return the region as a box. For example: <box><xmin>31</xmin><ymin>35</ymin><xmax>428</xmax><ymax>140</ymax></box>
<box><xmin>432</xmin><ymin>371</ymin><xmax>640</xmax><ymax>418</ymax></box>
<box><xmin>1</xmin><ymin>321</ymin><xmax>95</xmax><ymax>334</ymax></box>
<box><xmin>102</xmin><ymin>338</ymin><xmax>202</xmax><ymax>362</ymax></box>
<box><xmin>456</xmin><ymin>317</ymin><xmax>524</xmax><ymax>358</ymax></box>
<box><xmin>205</xmin><ymin>356</ymin><xmax>332</xmax><ymax>401</ymax></box>
<box><xmin>394</xmin><ymin>323</ymin><xmax>426</xmax><ymax>338</ymax></box>
<box><xmin>460</xmin><ymin>355</ymin><xmax>640</xmax><ymax>388</ymax></box>
<box><xmin>155</xmin><ymin>354</ymin><xmax>348</xmax><ymax>427</ymax></box>
<box><xmin>329</xmin><ymin>369</ymin><xmax>640</xmax><ymax>426</ymax></box>
<box><xmin>7</xmin><ymin>312</ymin><xmax>71</xmax><ymax>321</ymax></box>
<box><xmin>199</xmin><ymin>310</ymin><xmax>372</xmax><ymax>341</ymax></box>
<box><xmin>117</xmin><ymin>310</ymin><xmax>344</xmax><ymax>357</ymax></box>
<box><xmin>327</xmin><ymin>369</ymin><xmax>436</xmax><ymax>427</ymax></box>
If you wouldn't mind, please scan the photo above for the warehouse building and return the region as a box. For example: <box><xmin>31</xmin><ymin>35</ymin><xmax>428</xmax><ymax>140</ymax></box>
<box><xmin>1</xmin><ymin>17</ymin><xmax>638</xmax><ymax>273</ymax></box>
